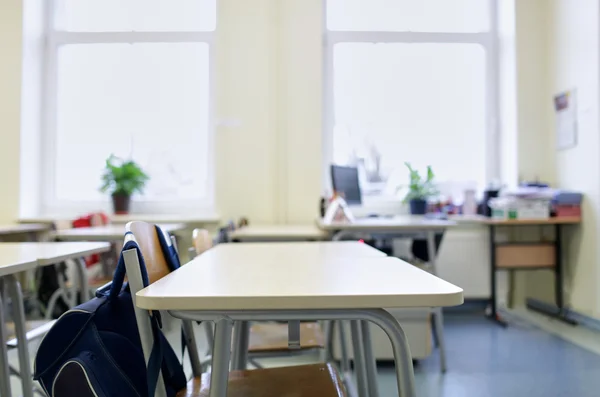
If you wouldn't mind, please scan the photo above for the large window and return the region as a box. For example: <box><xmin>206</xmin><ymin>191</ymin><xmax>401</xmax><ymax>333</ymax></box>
<box><xmin>325</xmin><ymin>0</ymin><xmax>498</xmax><ymax>199</ymax></box>
<box><xmin>42</xmin><ymin>0</ymin><xmax>216</xmax><ymax>213</ymax></box>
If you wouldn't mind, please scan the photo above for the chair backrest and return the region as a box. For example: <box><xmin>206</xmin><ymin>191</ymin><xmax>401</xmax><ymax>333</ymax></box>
<box><xmin>123</xmin><ymin>221</ymin><xmax>202</xmax><ymax>396</ymax></box>
<box><xmin>127</xmin><ymin>221</ymin><xmax>171</xmax><ymax>284</ymax></box>
<box><xmin>192</xmin><ymin>228</ymin><xmax>213</xmax><ymax>256</ymax></box>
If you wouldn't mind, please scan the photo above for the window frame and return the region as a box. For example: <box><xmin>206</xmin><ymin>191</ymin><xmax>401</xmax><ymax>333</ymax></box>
<box><xmin>322</xmin><ymin>0</ymin><xmax>500</xmax><ymax>198</ymax></box>
<box><xmin>40</xmin><ymin>0</ymin><xmax>216</xmax><ymax>215</ymax></box>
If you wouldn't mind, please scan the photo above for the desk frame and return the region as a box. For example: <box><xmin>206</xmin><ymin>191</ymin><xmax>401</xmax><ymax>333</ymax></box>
<box><xmin>487</xmin><ymin>219</ymin><xmax>579</xmax><ymax>326</ymax></box>
<box><xmin>327</xmin><ymin>228</ymin><xmax>448</xmax><ymax>373</ymax></box>
<box><xmin>171</xmin><ymin>308</ymin><xmax>416</xmax><ymax>397</ymax></box>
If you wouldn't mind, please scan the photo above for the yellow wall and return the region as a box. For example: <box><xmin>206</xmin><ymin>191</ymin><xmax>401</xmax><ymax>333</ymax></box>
<box><xmin>510</xmin><ymin>0</ymin><xmax>600</xmax><ymax>319</ymax></box>
<box><xmin>0</xmin><ymin>1</ymin><xmax>22</xmax><ymax>223</ymax></box>
<box><xmin>515</xmin><ymin>0</ymin><xmax>555</xmax><ymax>185</ymax></box>
<box><xmin>214</xmin><ymin>0</ymin><xmax>322</xmax><ymax>224</ymax></box>
<box><xmin>546</xmin><ymin>0</ymin><xmax>600</xmax><ymax>318</ymax></box>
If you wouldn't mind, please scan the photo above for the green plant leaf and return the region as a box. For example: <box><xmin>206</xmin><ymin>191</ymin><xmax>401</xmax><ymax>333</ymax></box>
<box><xmin>99</xmin><ymin>154</ymin><xmax>149</xmax><ymax>196</ymax></box>
<box><xmin>403</xmin><ymin>163</ymin><xmax>437</xmax><ymax>203</ymax></box>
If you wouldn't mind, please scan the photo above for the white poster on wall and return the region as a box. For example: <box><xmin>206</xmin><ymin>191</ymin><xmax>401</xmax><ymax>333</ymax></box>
<box><xmin>554</xmin><ymin>89</ymin><xmax>577</xmax><ymax>150</ymax></box>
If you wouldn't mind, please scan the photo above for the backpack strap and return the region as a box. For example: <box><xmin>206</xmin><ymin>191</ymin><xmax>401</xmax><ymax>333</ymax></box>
<box><xmin>108</xmin><ymin>238</ymin><xmax>151</xmax><ymax>300</ymax></box>
<box><xmin>147</xmin><ymin>314</ymin><xmax>164</xmax><ymax>397</ymax></box>
<box><xmin>155</xmin><ymin>225</ymin><xmax>181</xmax><ymax>271</ymax></box>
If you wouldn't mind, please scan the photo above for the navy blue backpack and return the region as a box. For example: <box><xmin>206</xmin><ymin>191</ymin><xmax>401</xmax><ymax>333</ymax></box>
<box><xmin>34</xmin><ymin>226</ymin><xmax>186</xmax><ymax>397</ymax></box>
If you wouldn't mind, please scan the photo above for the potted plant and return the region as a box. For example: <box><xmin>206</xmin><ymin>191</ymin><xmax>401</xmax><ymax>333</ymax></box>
<box><xmin>403</xmin><ymin>162</ymin><xmax>438</xmax><ymax>215</ymax></box>
<box><xmin>100</xmin><ymin>155</ymin><xmax>149</xmax><ymax>214</ymax></box>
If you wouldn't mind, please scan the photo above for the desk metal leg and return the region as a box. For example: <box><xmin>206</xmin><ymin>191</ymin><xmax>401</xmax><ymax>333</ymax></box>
<box><xmin>432</xmin><ymin>308</ymin><xmax>447</xmax><ymax>373</ymax></box>
<box><xmin>350</xmin><ymin>320</ymin><xmax>368</xmax><ymax>397</ymax></box>
<box><xmin>426</xmin><ymin>231</ymin><xmax>448</xmax><ymax>371</ymax></box>
<box><xmin>6</xmin><ymin>274</ymin><xmax>35</xmax><ymax>397</ymax></box>
<box><xmin>360</xmin><ymin>320</ymin><xmax>379</xmax><ymax>397</ymax></box>
<box><xmin>487</xmin><ymin>225</ymin><xmax>508</xmax><ymax>327</ymax></box>
<box><xmin>526</xmin><ymin>224</ymin><xmax>578</xmax><ymax>325</ymax></box>
<box><xmin>231</xmin><ymin>321</ymin><xmax>249</xmax><ymax>370</ymax></box>
<box><xmin>338</xmin><ymin>320</ymin><xmax>358</xmax><ymax>397</ymax></box>
<box><xmin>0</xmin><ymin>292</ymin><xmax>12</xmax><ymax>397</ymax></box>
<box><xmin>76</xmin><ymin>257</ymin><xmax>90</xmax><ymax>303</ymax></box>
<box><xmin>181</xmin><ymin>320</ymin><xmax>203</xmax><ymax>377</ymax></box>
<box><xmin>210</xmin><ymin>318</ymin><xmax>233</xmax><ymax>397</ymax></box>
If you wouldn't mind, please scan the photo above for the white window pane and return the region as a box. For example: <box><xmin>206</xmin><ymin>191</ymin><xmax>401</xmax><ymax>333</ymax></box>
<box><xmin>332</xmin><ymin>43</ymin><xmax>487</xmax><ymax>192</ymax></box>
<box><xmin>55</xmin><ymin>43</ymin><xmax>210</xmax><ymax>202</ymax></box>
<box><xmin>54</xmin><ymin>0</ymin><xmax>216</xmax><ymax>32</ymax></box>
<box><xmin>327</xmin><ymin>0</ymin><xmax>490</xmax><ymax>32</ymax></box>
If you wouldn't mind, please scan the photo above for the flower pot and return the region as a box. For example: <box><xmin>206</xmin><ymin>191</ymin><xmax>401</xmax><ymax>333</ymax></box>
<box><xmin>409</xmin><ymin>199</ymin><xmax>428</xmax><ymax>215</ymax></box>
<box><xmin>111</xmin><ymin>193</ymin><xmax>131</xmax><ymax>214</ymax></box>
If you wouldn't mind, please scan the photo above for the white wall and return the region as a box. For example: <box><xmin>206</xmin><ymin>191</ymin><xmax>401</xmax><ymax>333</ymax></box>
<box><xmin>215</xmin><ymin>0</ymin><xmax>322</xmax><ymax>224</ymax></box>
<box><xmin>0</xmin><ymin>1</ymin><xmax>22</xmax><ymax>223</ymax></box>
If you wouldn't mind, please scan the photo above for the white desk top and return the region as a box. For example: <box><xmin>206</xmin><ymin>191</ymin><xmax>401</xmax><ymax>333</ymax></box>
<box><xmin>52</xmin><ymin>223</ymin><xmax>186</xmax><ymax>241</ymax></box>
<box><xmin>203</xmin><ymin>242</ymin><xmax>387</xmax><ymax>261</ymax></box>
<box><xmin>136</xmin><ymin>250</ymin><xmax>463</xmax><ymax>311</ymax></box>
<box><xmin>229</xmin><ymin>225</ymin><xmax>328</xmax><ymax>241</ymax></box>
<box><xmin>20</xmin><ymin>213</ymin><xmax>219</xmax><ymax>225</ymax></box>
<box><xmin>0</xmin><ymin>223</ymin><xmax>50</xmax><ymax>236</ymax></box>
<box><xmin>316</xmin><ymin>216</ymin><xmax>456</xmax><ymax>232</ymax></box>
<box><xmin>0</xmin><ymin>242</ymin><xmax>110</xmax><ymax>277</ymax></box>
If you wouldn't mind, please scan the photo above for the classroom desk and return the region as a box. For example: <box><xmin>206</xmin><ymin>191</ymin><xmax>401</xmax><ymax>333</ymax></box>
<box><xmin>207</xmin><ymin>241</ymin><xmax>386</xmax><ymax>259</ymax></box>
<box><xmin>0</xmin><ymin>242</ymin><xmax>110</xmax><ymax>397</ymax></box>
<box><xmin>230</xmin><ymin>225</ymin><xmax>328</xmax><ymax>242</ymax></box>
<box><xmin>20</xmin><ymin>213</ymin><xmax>220</xmax><ymax>226</ymax></box>
<box><xmin>222</xmin><ymin>241</ymin><xmax>387</xmax><ymax>393</ymax></box>
<box><xmin>136</xmin><ymin>246</ymin><xmax>463</xmax><ymax>397</ymax></box>
<box><xmin>317</xmin><ymin>216</ymin><xmax>456</xmax><ymax>371</ymax></box>
<box><xmin>51</xmin><ymin>223</ymin><xmax>186</xmax><ymax>241</ymax></box>
<box><xmin>0</xmin><ymin>223</ymin><xmax>50</xmax><ymax>241</ymax></box>
<box><xmin>484</xmin><ymin>216</ymin><xmax>581</xmax><ymax>326</ymax></box>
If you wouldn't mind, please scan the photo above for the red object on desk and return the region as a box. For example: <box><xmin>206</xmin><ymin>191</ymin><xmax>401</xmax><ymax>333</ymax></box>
<box><xmin>72</xmin><ymin>212</ymin><xmax>110</xmax><ymax>267</ymax></box>
<box><xmin>554</xmin><ymin>205</ymin><xmax>581</xmax><ymax>218</ymax></box>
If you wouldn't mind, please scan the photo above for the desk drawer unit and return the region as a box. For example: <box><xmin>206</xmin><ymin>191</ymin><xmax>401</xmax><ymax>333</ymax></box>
<box><xmin>495</xmin><ymin>243</ymin><xmax>555</xmax><ymax>269</ymax></box>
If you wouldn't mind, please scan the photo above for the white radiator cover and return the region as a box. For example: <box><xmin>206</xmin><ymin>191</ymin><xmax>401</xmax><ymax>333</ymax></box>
<box><xmin>436</xmin><ymin>227</ymin><xmax>492</xmax><ymax>299</ymax></box>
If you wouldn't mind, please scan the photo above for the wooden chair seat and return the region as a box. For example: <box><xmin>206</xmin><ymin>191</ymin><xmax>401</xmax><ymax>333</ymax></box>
<box><xmin>176</xmin><ymin>363</ymin><xmax>345</xmax><ymax>397</ymax></box>
<box><xmin>248</xmin><ymin>322</ymin><xmax>324</xmax><ymax>353</ymax></box>
<box><xmin>65</xmin><ymin>275</ymin><xmax>113</xmax><ymax>289</ymax></box>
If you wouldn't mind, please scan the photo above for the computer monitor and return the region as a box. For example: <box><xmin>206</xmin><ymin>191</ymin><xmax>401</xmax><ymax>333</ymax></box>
<box><xmin>330</xmin><ymin>165</ymin><xmax>362</xmax><ymax>205</ymax></box>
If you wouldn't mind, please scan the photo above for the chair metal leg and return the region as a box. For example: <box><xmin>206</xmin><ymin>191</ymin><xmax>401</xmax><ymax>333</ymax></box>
<box><xmin>0</xmin><ymin>292</ymin><xmax>12</xmax><ymax>397</ymax></box>
<box><xmin>182</xmin><ymin>320</ymin><xmax>203</xmax><ymax>377</ymax></box>
<box><xmin>321</xmin><ymin>320</ymin><xmax>332</xmax><ymax>362</ymax></box>
<box><xmin>210</xmin><ymin>318</ymin><xmax>233</xmax><ymax>397</ymax></box>
<box><xmin>350</xmin><ymin>320</ymin><xmax>368</xmax><ymax>397</ymax></box>
<box><xmin>9</xmin><ymin>365</ymin><xmax>47</xmax><ymax>396</ymax></box>
<box><xmin>335</xmin><ymin>320</ymin><xmax>359</xmax><ymax>397</ymax></box>
<box><xmin>339</xmin><ymin>320</ymin><xmax>351</xmax><ymax>373</ymax></box>
<box><xmin>360</xmin><ymin>320</ymin><xmax>379</xmax><ymax>397</ymax></box>
<box><xmin>75</xmin><ymin>257</ymin><xmax>89</xmax><ymax>304</ymax></box>
<box><xmin>230</xmin><ymin>321</ymin><xmax>249</xmax><ymax>370</ymax></box>
<box><xmin>433</xmin><ymin>308</ymin><xmax>447</xmax><ymax>373</ymax></box>
<box><xmin>204</xmin><ymin>321</ymin><xmax>214</xmax><ymax>352</ymax></box>
<box><xmin>6</xmin><ymin>274</ymin><xmax>34</xmax><ymax>397</ymax></box>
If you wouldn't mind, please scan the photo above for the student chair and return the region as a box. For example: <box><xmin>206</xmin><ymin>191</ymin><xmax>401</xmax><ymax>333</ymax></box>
<box><xmin>191</xmin><ymin>228</ymin><xmax>326</xmax><ymax>369</ymax></box>
<box><xmin>125</xmin><ymin>222</ymin><xmax>346</xmax><ymax>397</ymax></box>
<box><xmin>43</xmin><ymin>214</ymin><xmax>116</xmax><ymax>319</ymax></box>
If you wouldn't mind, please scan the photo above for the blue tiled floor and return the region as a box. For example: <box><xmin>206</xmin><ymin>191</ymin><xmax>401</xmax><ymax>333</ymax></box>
<box><xmin>377</xmin><ymin>314</ymin><xmax>600</xmax><ymax>396</ymax></box>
